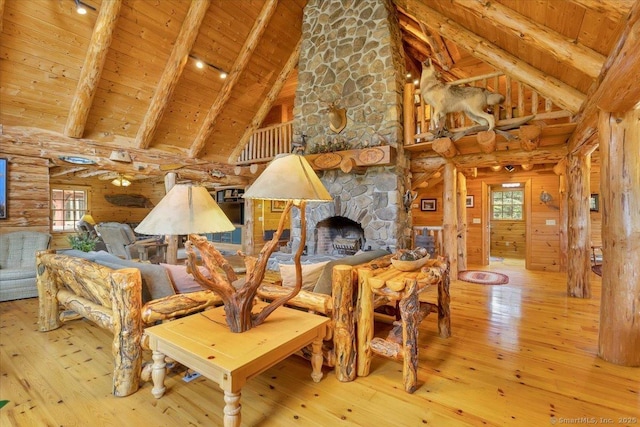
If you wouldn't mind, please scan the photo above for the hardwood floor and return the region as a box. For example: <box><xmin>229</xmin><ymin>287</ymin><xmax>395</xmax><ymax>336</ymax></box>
<box><xmin>1</xmin><ymin>263</ymin><xmax>638</xmax><ymax>426</ymax></box>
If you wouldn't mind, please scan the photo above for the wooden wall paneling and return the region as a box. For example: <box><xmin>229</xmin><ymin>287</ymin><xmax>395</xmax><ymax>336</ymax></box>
<box><xmin>413</xmin><ymin>170</ymin><xmax>561</xmax><ymax>271</ymax></box>
<box><xmin>490</xmin><ymin>221</ymin><xmax>526</xmax><ymax>258</ymax></box>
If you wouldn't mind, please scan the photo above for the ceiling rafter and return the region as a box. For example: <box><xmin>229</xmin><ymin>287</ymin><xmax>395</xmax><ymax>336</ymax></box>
<box><xmin>567</xmin><ymin>0</ymin><xmax>635</xmax><ymax>23</ymax></box>
<box><xmin>454</xmin><ymin>0</ymin><xmax>605</xmax><ymax>79</ymax></box>
<box><xmin>395</xmin><ymin>0</ymin><xmax>586</xmax><ymax>113</ymax></box>
<box><xmin>135</xmin><ymin>0</ymin><xmax>211</xmax><ymax>149</ymax></box>
<box><xmin>64</xmin><ymin>0</ymin><xmax>122</xmax><ymax>138</ymax></box>
<box><xmin>568</xmin><ymin>0</ymin><xmax>640</xmax><ymax>155</ymax></box>
<box><xmin>189</xmin><ymin>0</ymin><xmax>279</xmax><ymax>159</ymax></box>
<box><xmin>229</xmin><ymin>37</ymin><xmax>302</xmax><ymax>164</ymax></box>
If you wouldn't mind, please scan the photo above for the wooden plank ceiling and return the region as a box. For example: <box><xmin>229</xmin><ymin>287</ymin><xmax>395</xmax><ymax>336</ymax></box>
<box><xmin>0</xmin><ymin>0</ymin><xmax>636</xmax><ymax>185</ymax></box>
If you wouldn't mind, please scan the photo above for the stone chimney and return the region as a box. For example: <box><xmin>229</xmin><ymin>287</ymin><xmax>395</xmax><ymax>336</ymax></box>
<box><xmin>291</xmin><ymin>0</ymin><xmax>411</xmax><ymax>254</ymax></box>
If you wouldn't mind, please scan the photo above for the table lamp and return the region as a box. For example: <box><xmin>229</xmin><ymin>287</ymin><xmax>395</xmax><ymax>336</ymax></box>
<box><xmin>237</xmin><ymin>153</ymin><xmax>332</xmax><ymax>332</ymax></box>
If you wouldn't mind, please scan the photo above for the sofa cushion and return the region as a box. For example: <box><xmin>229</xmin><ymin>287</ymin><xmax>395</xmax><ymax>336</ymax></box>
<box><xmin>92</xmin><ymin>255</ymin><xmax>175</xmax><ymax>302</ymax></box>
<box><xmin>279</xmin><ymin>261</ymin><xmax>329</xmax><ymax>292</ymax></box>
<box><xmin>312</xmin><ymin>249</ymin><xmax>390</xmax><ymax>295</ymax></box>
<box><xmin>0</xmin><ymin>268</ymin><xmax>35</xmax><ymax>281</ymax></box>
<box><xmin>160</xmin><ymin>263</ymin><xmax>209</xmax><ymax>294</ymax></box>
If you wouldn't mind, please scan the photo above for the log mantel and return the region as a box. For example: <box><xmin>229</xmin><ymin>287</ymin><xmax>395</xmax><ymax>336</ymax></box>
<box><xmin>305</xmin><ymin>145</ymin><xmax>396</xmax><ymax>171</ymax></box>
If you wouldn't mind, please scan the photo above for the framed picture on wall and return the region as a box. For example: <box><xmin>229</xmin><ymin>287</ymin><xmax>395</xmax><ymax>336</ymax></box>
<box><xmin>421</xmin><ymin>198</ymin><xmax>437</xmax><ymax>212</ymax></box>
<box><xmin>590</xmin><ymin>194</ymin><xmax>599</xmax><ymax>212</ymax></box>
<box><xmin>271</xmin><ymin>200</ymin><xmax>286</xmax><ymax>212</ymax></box>
<box><xmin>466</xmin><ymin>195</ymin><xmax>474</xmax><ymax>208</ymax></box>
<box><xmin>0</xmin><ymin>158</ymin><xmax>6</xmax><ymax>219</ymax></box>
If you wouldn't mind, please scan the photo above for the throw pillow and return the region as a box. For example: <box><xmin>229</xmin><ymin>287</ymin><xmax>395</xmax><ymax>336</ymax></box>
<box><xmin>278</xmin><ymin>261</ymin><xmax>329</xmax><ymax>292</ymax></box>
<box><xmin>161</xmin><ymin>263</ymin><xmax>210</xmax><ymax>294</ymax></box>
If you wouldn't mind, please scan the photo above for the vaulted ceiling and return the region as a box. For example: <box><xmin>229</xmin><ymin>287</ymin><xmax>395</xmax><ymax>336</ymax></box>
<box><xmin>1</xmin><ymin>0</ymin><xmax>638</xmax><ymax>186</ymax></box>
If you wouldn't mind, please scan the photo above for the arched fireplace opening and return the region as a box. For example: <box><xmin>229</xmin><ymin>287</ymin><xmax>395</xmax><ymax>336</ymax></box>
<box><xmin>315</xmin><ymin>216</ymin><xmax>364</xmax><ymax>256</ymax></box>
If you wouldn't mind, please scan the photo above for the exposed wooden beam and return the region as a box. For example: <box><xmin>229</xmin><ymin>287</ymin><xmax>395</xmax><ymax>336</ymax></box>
<box><xmin>50</xmin><ymin>167</ymin><xmax>88</xmax><ymax>177</ymax></box>
<box><xmin>229</xmin><ymin>37</ymin><xmax>302</xmax><ymax>164</ymax></box>
<box><xmin>568</xmin><ymin>1</ymin><xmax>640</xmax><ymax>155</ymax></box>
<box><xmin>0</xmin><ymin>0</ymin><xmax>5</xmax><ymax>33</ymax></box>
<box><xmin>418</xmin><ymin>22</ymin><xmax>453</xmax><ymax>71</ymax></box>
<box><xmin>567</xmin><ymin>0</ymin><xmax>635</xmax><ymax>23</ymax></box>
<box><xmin>396</xmin><ymin>0</ymin><xmax>586</xmax><ymax>113</ymax></box>
<box><xmin>64</xmin><ymin>0</ymin><xmax>122</xmax><ymax>138</ymax></box>
<box><xmin>189</xmin><ymin>0</ymin><xmax>278</xmax><ymax>159</ymax></box>
<box><xmin>0</xmin><ymin>126</ymin><xmax>251</xmax><ymax>183</ymax></box>
<box><xmin>134</xmin><ymin>0</ymin><xmax>210</xmax><ymax>149</ymax></box>
<box><xmin>455</xmin><ymin>0</ymin><xmax>605</xmax><ymax>79</ymax></box>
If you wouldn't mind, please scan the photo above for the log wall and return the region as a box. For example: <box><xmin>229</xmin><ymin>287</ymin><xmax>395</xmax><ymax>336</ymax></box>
<box><xmin>412</xmin><ymin>169</ymin><xmax>561</xmax><ymax>271</ymax></box>
<box><xmin>0</xmin><ymin>154</ymin><xmax>50</xmax><ymax>234</ymax></box>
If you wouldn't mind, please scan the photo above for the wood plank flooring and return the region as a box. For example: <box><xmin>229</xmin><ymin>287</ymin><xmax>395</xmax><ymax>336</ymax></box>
<box><xmin>1</xmin><ymin>261</ymin><xmax>638</xmax><ymax>426</ymax></box>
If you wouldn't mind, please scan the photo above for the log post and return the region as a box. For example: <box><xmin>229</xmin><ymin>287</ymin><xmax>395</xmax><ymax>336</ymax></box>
<box><xmin>558</xmin><ymin>173</ymin><xmax>568</xmax><ymax>272</ymax></box>
<box><xmin>36</xmin><ymin>250</ymin><xmax>61</xmax><ymax>331</ymax></box>
<box><xmin>109</xmin><ymin>268</ymin><xmax>143</xmax><ymax>397</ymax></box>
<box><xmin>404</xmin><ymin>83</ymin><xmax>416</xmax><ymax>145</ymax></box>
<box><xmin>456</xmin><ymin>172</ymin><xmax>467</xmax><ymax>271</ymax></box>
<box><xmin>332</xmin><ymin>265</ymin><xmax>356</xmax><ymax>382</ymax></box>
<box><xmin>164</xmin><ymin>173</ymin><xmax>179</xmax><ymax>264</ymax></box>
<box><xmin>443</xmin><ymin>162</ymin><xmax>458</xmax><ymax>279</ymax></box>
<box><xmin>598</xmin><ymin>109</ymin><xmax>640</xmax><ymax>366</ymax></box>
<box><xmin>399</xmin><ymin>278</ymin><xmax>419</xmax><ymax>393</ymax></box>
<box><xmin>356</xmin><ymin>267</ymin><xmax>374</xmax><ymax>377</ymax></box>
<box><xmin>566</xmin><ymin>152</ymin><xmax>591</xmax><ymax>298</ymax></box>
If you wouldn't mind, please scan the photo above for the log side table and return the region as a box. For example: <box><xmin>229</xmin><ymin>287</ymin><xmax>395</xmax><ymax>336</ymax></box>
<box><xmin>145</xmin><ymin>303</ymin><xmax>329</xmax><ymax>427</ymax></box>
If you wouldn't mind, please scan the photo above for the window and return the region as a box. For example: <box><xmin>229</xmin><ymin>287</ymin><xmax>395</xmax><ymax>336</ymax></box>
<box><xmin>492</xmin><ymin>190</ymin><xmax>523</xmax><ymax>220</ymax></box>
<box><xmin>51</xmin><ymin>186</ymin><xmax>90</xmax><ymax>232</ymax></box>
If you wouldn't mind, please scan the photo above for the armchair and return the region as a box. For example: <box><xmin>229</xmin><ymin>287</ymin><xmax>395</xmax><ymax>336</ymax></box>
<box><xmin>95</xmin><ymin>222</ymin><xmax>164</xmax><ymax>263</ymax></box>
<box><xmin>0</xmin><ymin>231</ymin><xmax>52</xmax><ymax>301</ymax></box>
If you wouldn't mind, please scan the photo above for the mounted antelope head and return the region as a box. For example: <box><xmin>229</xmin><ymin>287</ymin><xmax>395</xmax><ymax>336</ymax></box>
<box><xmin>326</xmin><ymin>101</ymin><xmax>347</xmax><ymax>134</ymax></box>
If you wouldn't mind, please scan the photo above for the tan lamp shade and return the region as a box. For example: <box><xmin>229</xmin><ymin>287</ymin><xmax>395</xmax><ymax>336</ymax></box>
<box><xmin>134</xmin><ymin>184</ymin><xmax>235</xmax><ymax>235</ymax></box>
<box><xmin>243</xmin><ymin>154</ymin><xmax>332</xmax><ymax>201</ymax></box>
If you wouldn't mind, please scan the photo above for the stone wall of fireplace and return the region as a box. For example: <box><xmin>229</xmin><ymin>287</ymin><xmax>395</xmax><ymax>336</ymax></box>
<box><xmin>291</xmin><ymin>0</ymin><xmax>411</xmax><ymax>255</ymax></box>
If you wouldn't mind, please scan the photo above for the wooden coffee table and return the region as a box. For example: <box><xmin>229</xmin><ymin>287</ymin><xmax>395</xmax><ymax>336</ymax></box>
<box><xmin>145</xmin><ymin>303</ymin><xmax>329</xmax><ymax>427</ymax></box>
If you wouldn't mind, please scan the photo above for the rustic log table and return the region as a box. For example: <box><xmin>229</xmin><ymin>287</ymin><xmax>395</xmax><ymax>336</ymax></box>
<box><xmin>145</xmin><ymin>303</ymin><xmax>329</xmax><ymax>427</ymax></box>
<box><xmin>356</xmin><ymin>259</ymin><xmax>450</xmax><ymax>393</ymax></box>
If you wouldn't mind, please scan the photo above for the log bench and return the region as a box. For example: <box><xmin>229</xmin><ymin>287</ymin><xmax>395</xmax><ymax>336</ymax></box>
<box><xmin>36</xmin><ymin>250</ymin><xmax>222</xmax><ymax>396</ymax></box>
<box><xmin>355</xmin><ymin>257</ymin><xmax>450</xmax><ymax>393</ymax></box>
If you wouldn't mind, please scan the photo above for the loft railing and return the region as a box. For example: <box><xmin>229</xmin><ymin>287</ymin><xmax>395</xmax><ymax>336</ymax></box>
<box><xmin>404</xmin><ymin>72</ymin><xmax>572</xmax><ymax>145</ymax></box>
<box><xmin>235</xmin><ymin>121</ymin><xmax>293</xmax><ymax>165</ymax></box>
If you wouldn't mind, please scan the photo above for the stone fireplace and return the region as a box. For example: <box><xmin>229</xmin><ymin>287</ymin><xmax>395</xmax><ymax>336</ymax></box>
<box><xmin>316</xmin><ymin>216</ymin><xmax>364</xmax><ymax>255</ymax></box>
<box><xmin>290</xmin><ymin>0</ymin><xmax>411</xmax><ymax>255</ymax></box>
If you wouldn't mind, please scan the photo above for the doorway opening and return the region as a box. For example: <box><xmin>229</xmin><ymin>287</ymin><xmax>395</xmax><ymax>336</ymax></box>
<box><xmin>489</xmin><ymin>182</ymin><xmax>526</xmax><ymax>266</ymax></box>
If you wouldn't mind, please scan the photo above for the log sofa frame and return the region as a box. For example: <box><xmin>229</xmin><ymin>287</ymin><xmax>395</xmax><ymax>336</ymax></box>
<box><xmin>36</xmin><ymin>250</ymin><xmax>222</xmax><ymax>396</ymax></box>
<box><xmin>257</xmin><ymin>254</ymin><xmax>394</xmax><ymax>382</ymax></box>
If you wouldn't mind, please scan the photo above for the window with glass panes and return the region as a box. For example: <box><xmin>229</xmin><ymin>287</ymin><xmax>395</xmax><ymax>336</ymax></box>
<box><xmin>492</xmin><ymin>190</ymin><xmax>523</xmax><ymax>220</ymax></box>
<box><xmin>51</xmin><ymin>187</ymin><xmax>89</xmax><ymax>232</ymax></box>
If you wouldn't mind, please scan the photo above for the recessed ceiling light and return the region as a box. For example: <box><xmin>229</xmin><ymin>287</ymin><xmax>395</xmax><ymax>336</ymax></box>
<box><xmin>59</xmin><ymin>156</ymin><xmax>96</xmax><ymax>165</ymax></box>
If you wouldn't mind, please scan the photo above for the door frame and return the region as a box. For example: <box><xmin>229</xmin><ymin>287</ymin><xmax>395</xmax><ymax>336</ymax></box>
<box><xmin>481</xmin><ymin>179</ymin><xmax>532</xmax><ymax>268</ymax></box>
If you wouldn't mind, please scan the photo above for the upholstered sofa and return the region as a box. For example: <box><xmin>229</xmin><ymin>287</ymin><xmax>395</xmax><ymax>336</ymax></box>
<box><xmin>0</xmin><ymin>231</ymin><xmax>52</xmax><ymax>301</ymax></box>
<box><xmin>257</xmin><ymin>249</ymin><xmax>392</xmax><ymax>381</ymax></box>
<box><xmin>36</xmin><ymin>250</ymin><xmax>222</xmax><ymax>396</ymax></box>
